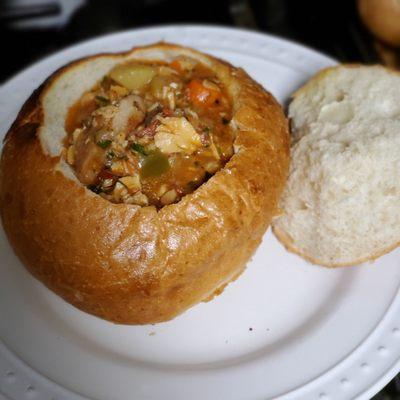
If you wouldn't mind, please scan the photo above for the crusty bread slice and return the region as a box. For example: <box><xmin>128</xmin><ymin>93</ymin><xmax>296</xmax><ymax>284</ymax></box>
<box><xmin>272</xmin><ymin>65</ymin><xmax>400</xmax><ymax>267</ymax></box>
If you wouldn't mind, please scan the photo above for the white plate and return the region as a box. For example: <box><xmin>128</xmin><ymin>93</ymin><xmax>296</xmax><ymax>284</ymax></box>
<box><xmin>1</xmin><ymin>25</ymin><xmax>400</xmax><ymax>400</ymax></box>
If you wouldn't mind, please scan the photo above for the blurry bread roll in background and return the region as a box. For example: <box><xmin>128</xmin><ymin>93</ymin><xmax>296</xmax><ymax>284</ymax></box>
<box><xmin>358</xmin><ymin>0</ymin><xmax>400</xmax><ymax>47</ymax></box>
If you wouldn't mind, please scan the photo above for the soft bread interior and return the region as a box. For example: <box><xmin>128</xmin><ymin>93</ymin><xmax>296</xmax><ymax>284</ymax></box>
<box><xmin>41</xmin><ymin>57</ymin><xmax>117</xmax><ymax>157</ymax></box>
<box><xmin>273</xmin><ymin>66</ymin><xmax>400</xmax><ymax>266</ymax></box>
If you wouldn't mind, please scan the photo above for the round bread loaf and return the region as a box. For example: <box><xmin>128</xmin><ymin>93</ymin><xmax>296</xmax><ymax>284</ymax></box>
<box><xmin>358</xmin><ymin>0</ymin><xmax>400</xmax><ymax>47</ymax></box>
<box><xmin>0</xmin><ymin>43</ymin><xmax>289</xmax><ymax>324</ymax></box>
<box><xmin>273</xmin><ymin>65</ymin><xmax>400</xmax><ymax>267</ymax></box>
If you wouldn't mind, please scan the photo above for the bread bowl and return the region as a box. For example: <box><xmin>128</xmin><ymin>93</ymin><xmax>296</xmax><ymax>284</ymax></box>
<box><xmin>0</xmin><ymin>43</ymin><xmax>289</xmax><ymax>324</ymax></box>
<box><xmin>272</xmin><ymin>65</ymin><xmax>400</xmax><ymax>267</ymax></box>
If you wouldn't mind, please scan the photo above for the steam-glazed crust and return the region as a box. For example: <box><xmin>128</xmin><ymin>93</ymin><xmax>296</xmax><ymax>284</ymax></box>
<box><xmin>0</xmin><ymin>43</ymin><xmax>289</xmax><ymax>324</ymax></box>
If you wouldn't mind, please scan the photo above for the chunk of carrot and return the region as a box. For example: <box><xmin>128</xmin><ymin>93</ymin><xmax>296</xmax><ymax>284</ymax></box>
<box><xmin>170</xmin><ymin>60</ymin><xmax>183</xmax><ymax>73</ymax></box>
<box><xmin>187</xmin><ymin>79</ymin><xmax>222</xmax><ymax>108</ymax></box>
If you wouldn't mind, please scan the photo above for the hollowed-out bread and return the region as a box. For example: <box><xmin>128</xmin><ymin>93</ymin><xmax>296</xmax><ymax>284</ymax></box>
<box><xmin>273</xmin><ymin>65</ymin><xmax>400</xmax><ymax>267</ymax></box>
<box><xmin>0</xmin><ymin>43</ymin><xmax>290</xmax><ymax>324</ymax></box>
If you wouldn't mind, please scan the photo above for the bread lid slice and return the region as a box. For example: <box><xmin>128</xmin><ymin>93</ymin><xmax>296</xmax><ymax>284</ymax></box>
<box><xmin>273</xmin><ymin>65</ymin><xmax>400</xmax><ymax>267</ymax></box>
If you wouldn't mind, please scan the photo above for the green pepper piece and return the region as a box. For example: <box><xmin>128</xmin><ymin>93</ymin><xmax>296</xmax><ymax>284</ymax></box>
<box><xmin>140</xmin><ymin>150</ymin><xmax>170</xmax><ymax>178</ymax></box>
<box><xmin>131</xmin><ymin>143</ymin><xmax>147</xmax><ymax>155</ymax></box>
<box><xmin>97</xmin><ymin>139</ymin><xmax>112</xmax><ymax>149</ymax></box>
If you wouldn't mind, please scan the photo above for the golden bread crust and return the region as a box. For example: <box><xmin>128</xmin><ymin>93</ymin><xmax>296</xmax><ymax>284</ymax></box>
<box><xmin>0</xmin><ymin>43</ymin><xmax>289</xmax><ymax>324</ymax></box>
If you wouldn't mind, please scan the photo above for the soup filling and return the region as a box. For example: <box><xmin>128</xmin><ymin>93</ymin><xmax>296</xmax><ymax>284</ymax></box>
<box><xmin>65</xmin><ymin>56</ymin><xmax>235</xmax><ymax>208</ymax></box>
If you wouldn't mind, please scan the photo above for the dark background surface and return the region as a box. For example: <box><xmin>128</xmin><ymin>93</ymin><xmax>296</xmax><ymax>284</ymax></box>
<box><xmin>0</xmin><ymin>0</ymin><xmax>398</xmax><ymax>398</ymax></box>
<box><xmin>0</xmin><ymin>0</ymin><xmax>382</xmax><ymax>83</ymax></box>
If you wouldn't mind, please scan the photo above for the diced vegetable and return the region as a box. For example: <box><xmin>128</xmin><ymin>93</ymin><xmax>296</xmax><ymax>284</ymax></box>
<box><xmin>150</xmin><ymin>75</ymin><xmax>181</xmax><ymax>111</ymax></box>
<box><xmin>109</xmin><ymin>63</ymin><xmax>156</xmax><ymax>91</ymax></box>
<box><xmin>187</xmin><ymin>79</ymin><xmax>222</xmax><ymax>108</ymax></box>
<box><xmin>140</xmin><ymin>150</ymin><xmax>170</xmax><ymax>178</ymax></box>
<box><xmin>119</xmin><ymin>175</ymin><xmax>141</xmax><ymax>193</ymax></box>
<box><xmin>72</xmin><ymin>128</ymin><xmax>83</xmax><ymax>141</ymax></box>
<box><xmin>97</xmin><ymin>139</ymin><xmax>112</xmax><ymax>149</ymax></box>
<box><xmin>67</xmin><ymin>145</ymin><xmax>75</xmax><ymax>165</ymax></box>
<box><xmin>110</xmin><ymin>159</ymin><xmax>137</xmax><ymax>176</ymax></box>
<box><xmin>131</xmin><ymin>143</ymin><xmax>147</xmax><ymax>155</ymax></box>
<box><xmin>74</xmin><ymin>139</ymin><xmax>106</xmax><ymax>185</ymax></box>
<box><xmin>129</xmin><ymin>192</ymin><xmax>149</xmax><ymax>206</ymax></box>
<box><xmin>160</xmin><ymin>189</ymin><xmax>177</xmax><ymax>205</ymax></box>
<box><xmin>101</xmin><ymin>178</ymin><xmax>114</xmax><ymax>191</ymax></box>
<box><xmin>170</xmin><ymin>60</ymin><xmax>183</xmax><ymax>73</ymax></box>
<box><xmin>150</xmin><ymin>75</ymin><xmax>171</xmax><ymax>99</ymax></box>
<box><xmin>112</xmin><ymin>95</ymin><xmax>143</xmax><ymax>134</ymax></box>
<box><xmin>112</xmin><ymin>182</ymin><xmax>128</xmax><ymax>202</ymax></box>
<box><xmin>110</xmin><ymin>85</ymin><xmax>129</xmax><ymax>99</ymax></box>
<box><xmin>204</xmin><ymin>160</ymin><xmax>220</xmax><ymax>173</ymax></box>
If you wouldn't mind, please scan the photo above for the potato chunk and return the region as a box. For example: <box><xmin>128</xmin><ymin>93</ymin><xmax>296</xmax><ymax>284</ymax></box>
<box><xmin>109</xmin><ymin>64</ymin><xmax>156</xmax><ymax>91</ymax></box>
